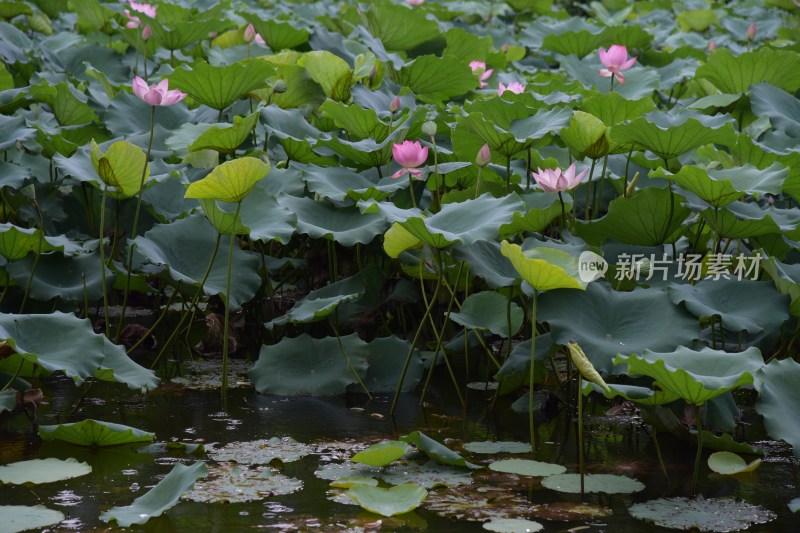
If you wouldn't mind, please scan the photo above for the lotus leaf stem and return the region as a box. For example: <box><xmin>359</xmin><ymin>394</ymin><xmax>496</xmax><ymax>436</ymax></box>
<box><xmin>529</xmin><ymin>289</ymin><xmax>538</xmax><ymax>449</ymax></box>
<box><xmin>221</xmin><ymin>201</ymin><xmax>243</xmax><ymax>400</ymax></box>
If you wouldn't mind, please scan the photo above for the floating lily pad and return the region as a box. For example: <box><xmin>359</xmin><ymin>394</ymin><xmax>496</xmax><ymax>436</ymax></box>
<box><xmin>38</xmin><ymin>419</ymin><xmax>154</xmax><ymax>446</ymax></box>
<box><xmin>488</xmin><ymin>459</ymin><xmax>566</xmax><ymax>477</ymax></box>
<box><xmin>381</xmin><ymin>460</ymin><xmax>475</xmax><ymax>489</ymax></box>
<box><xmin>0</xmin><ymin>458</ymin><xmax>91</xmax><ymax>484</ymax></box>
<box><xmin>541</xmin><ymin>473</ymin><xmax>644</xmax><ymax>494</ymax></box>
<box><xmin>707</xmin><ymin>451</ymin><xmax>761</xmax><ymax>475</ymax></box>
<box><xmin>169</xmin><ymin>359</ymin><xmax>251</xmax><ymax>391</ymax></box>
<box><xmin>314</xmin><ymin>461</ymin><xmax>382</xmax><ymax>481</ymax></box>
<box><xmin>99</xmin><ymin>462</ymin><xmax>208</xmax><ymax>527</ymax></box>
<box><xmin>329</xmin><ymin>476</ymin><xmax>378</xmax><ymax>489</ymax></box>
<box><xmin>482</xmin><ymin>518</ymin><xmax>544</xmax><ymax>532</ymax></box>
<box><xmin>352</xmin><ymin>441</ymin><xmax>411</xmax><ymax>467</ymax></box>
<box><xmin>463</xmin><ymin>441</ymin><xmax>532</xmax><ymax>455</ymax></box>
<box><xmin>182</xmin><ymin>463</ymin><xmax>302</xmax><ymax>503</ymax></box>
<box><xmin>347</xmin><ymin>483</ymin><xmax>427</xmax><ymax>517</ymax></box>
<box><xmin>401</xmin><ymin>431</ymin><xmax>479</xmax><ymax>469</ymax></box>
<box><xmin>208</xmin><ymin>437</ymin><xmax>313</xmax><ymax>465</ymax></box>
<box><xmin>629</xmin><ymin>496</ymin><xmax>776</xmax><ymax>532</ymax></box>
<box><xmin>0</xmin><ymin>505</ymin><xmax>64</xmax><ymax>533</ymax></box>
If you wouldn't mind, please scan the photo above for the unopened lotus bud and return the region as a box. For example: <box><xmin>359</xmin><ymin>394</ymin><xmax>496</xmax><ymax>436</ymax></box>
<box><xmin>625</xmin><ymin>171</ymin><xmax>640</xmax><ymax>197</ymax></box>
<box><xmin>476</xmin><ymin>143</ymin><xmax>490</xmax><ymax>167</ymax></box>
<box><xmin>369</xmin><ymin>66</ymin><xmax>377</xmax><ymax>80</ymax></box>
<box><xmin>421</xmin><ymin>120</ymin><xmax>437</xmax><ymax>136</ymax></box>
<box><xmin>746</xmin><ymin>21</ymin><xmax>757</xmax><ymax>41</ymax></box>
<box><xmin>141</xmin><ymin>24</ymin><xmax>151</xmax><ymax>41</ymax></box>
<box><xmin>501</xmin><ymin>43</ymin><xmax>509</xmax><ymax>53</ymax></box>
<box><xmin>389</xmin><ymin>96</ymin><xmax>401</xmax><ymax>113</ymax></box>
<box><xmin>272</xmin><ymin>79</ymin><xmax>287</xmax><ymax>94</ymax></box>
<box><xmin>244</xmin><ymin>23</ymin><xmax>257</xmax><ymax>43</ymax></box>
<box><xmin>708</xmin><ymin>40</ymin><xmax>717</xmax><ymax>52</ymax></box>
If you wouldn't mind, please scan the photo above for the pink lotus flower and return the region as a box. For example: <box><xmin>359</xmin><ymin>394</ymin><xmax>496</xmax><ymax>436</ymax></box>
<box><xmin>406</xmin><ymin>0</ymin><xmax>425</xmax><ymax>5</ymax></box>
<box><xmin>476</xmin><ymin>143</ymin><xmax>491</xmax><ymax>167</ymax></box>
<box><xmin>746</xmin><ymin>21</ymin><xmax>757</xmax><ymax>41</ymax></box>
<box><xmin>141</xmin><ymin>24</ymin><xmax>152</xmax><ymax>40</ymax></box>
<box><xmin>532</xmin><ymin>164</ymin><xmax>588</xmax><ymax>193</ymax></box>
<box><xmin>498</xmin><ymin>82</ymin><xmax>525</xmax><ymax>96</ymax></box>
<box><xmin>124</xmin><ymin>1</ymin><xmax>156</xmax><ymax>28</ymax></box>
<box><xmin>598</xmin><ymin>44</ymin><xmax>636</xmax><ymax>85</ymax></box>
<box><xmin>392</xmin><ymin>140</ymin><xmax>428</xmax><ymax>179</ymax></box>
<box><xmin>244</xmin><ymin>23</ymin><xmax>266</xmax><ymax>46</ymax></box>
<box><xmin>132</xmin><ymin>76</ymin><xmax>187</xmax><ymax>106</ymax></box>
<box><xmin>469</xmin><ymin>61</ymin><xmax>494</xmax><ymax>89</ymax></box>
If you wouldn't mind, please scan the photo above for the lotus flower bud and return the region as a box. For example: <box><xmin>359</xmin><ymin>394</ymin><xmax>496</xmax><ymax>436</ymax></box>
<box><xmin>141</xmin><ymin>24</ymin><xmax>151</xmax><ymax>41</ymax></box>
<box><xmin>476</xmin><ymin>143</ymin><xmax>490</xmax><ymax>167</ymax></box>
<box><xmin>421</xmin><ymin>120</ymin><xmax>437</xmax><ymax>136</ymax></box>
<box><xmin>746</xmin><ymin>21</ymin><xmax>757</xmax><ymax>41</ymax></box>
<box><xmin>272</xmin><ymin>79</ymin><xmax>288</xmax><ymax>94</ymax></box>
<box><xmin>389</xmin><ymin>96</ymin><xmax>401</xmax><ymax>113</ymax></box>
<box><xmin>567</xmin><ymin>342</ymin><xmax>610</xmax><ymax>394</ymax></box>
<box><xmin>708</xmin><ymin>40</ymin><xmax>717</xmax><ymax>52</ymax></box>
<box><xmin>244</xmin><ymin>23</ymin><xmax>257</xmax><ymax>43</ymax></box>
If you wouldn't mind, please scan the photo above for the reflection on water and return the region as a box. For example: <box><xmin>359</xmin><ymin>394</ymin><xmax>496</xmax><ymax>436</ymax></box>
<box><xmin>0</xmin><ymin>374</ymin><xmax>798</xmax><ymax>532</ymax></box>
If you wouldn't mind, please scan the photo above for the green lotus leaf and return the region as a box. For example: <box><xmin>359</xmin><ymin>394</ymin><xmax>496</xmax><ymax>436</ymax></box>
<box><xmin>248</xmin><ymin>17</ymin><xmax>309</xmax><ymax>51</ymax></box>
<box><xmin>297</xmin><ymin>50</ymin><xmax>352</xmax><ymax>101</ymax></box>
<box><xmin>365</xmin><ymin>2</ymin><xmax>439</xmax><ymax>51</ymax></box>
<box><xmin>488</xmin><ymin>459</ymin><xmax>566</xmax><ymax>477</ymax></box>
<box><xmin>584</xmin><ymin>381</ymin><xmax>680</xmax><ymax>406</ymax></box>
<box><xmin>400</xmin><ymin>431</ymin><xmax>479</xmax><ymax>469</ymax></box>
<box><xmin>560</xmin><ymin>54</ymin><xmax>659</xmax><ymax>100</ymax></box>
<box><xmin>676</xmin><ymin>8</ymin><xmax>718</xmax><ymax>31</ymax></box>
<box><xmin>188</xmin><ymin>112</ymin><xmax>259</xmax><ymax>156</ymax></box>
<box><xmin>614</xmin><ymin>347</ymin><xmax>763</xmax><ymax>405</ymax></box>
<box><xmin>539</xmin><ymin>283</ymin><xmax>699</xmax><ymax>374</ymax></box>
<box><xmin>250</xmin><ymin>333</ymin><xmax>369</xmax><ymax>395</ymax></box>
<box><xmin>629</xmin><ymin>497</ymin><xmax>776</xmax><ymax>532</ymax></box>
<box><xmin>0</xmin><ymin>457</ymin><xmax>91</xmax><ymax>484</ymax></box>
<box><xmin>99</xmin><ymin>462</ymin><xmax>208</xmax><ymax>527</ymax></box>
<box><xmin>580</xmin><ymin>91</ymin><xmax>657</xmax><ymax>127</ymax></box>
<box><xmin>303</xmin><ymin>165</ymin><xmax>407</xmax><ymax>203</ymax></box>
<box><xmin>611</xmin><ymin>110</ymin><xmax>736</xmax><ymax>162</ymax></box>
<box><xmin>688</xmin><ymin>93</ymin><xmax>743</xmax><ymax>111</ymax></box>
<box><xmin>542</xmin><ymin>24</ymin><xmax>650</xmax><ymax>59</ymax></box>
<box><xmin>278</xmin><ymin>195</ymin><xmax>387</xmax><ymax>246</ymax></box>
<box><xmin>39</xmin><ymin>419</ymin><xmax>154</xmax><ymax>446</ymax></box>
<box><xmin>392</xmin><ymin>55</ymin><xmax>478</xmax><ymax>104</ymax></box>
<box><xmin>696</xmin><ymin>48</ymin><xmax>800</xmax><ymax>94</ymax></box>
<box><xmin>0</xmin><ymin>312</ymin><xmax>111</xmax><ymax>383</ymax></box>
<box><xmin>132</xmin><ymin>215</ymin><xmax>262</xmax><ymax>310</ymax></box>
<box><xmin>0</xmin><ymin>113</ymin><xmax>34</xmax><ymax>150</ymax></box>
<box><xmin>264</xmin><ymin>63</ymin><xmax>326</xmax><ymax>110</ymax></box>
<box><xmin>316</xmin><ymin>126</ymin><xmax>407</xmax><ymax>167</ymax></box>
<box><xmin>542</xmin><ymin>473</ymin><xmax>644</xmax><ymax>494</ymax></box>
<box><xmin>0</xmin><ymin>224</ymin><xmax>73</xmax><ymax>260</ymax></box>
<box><xmin>89</xmin><ymin>139</ymin><xmax>149</xmax><ymax>198</ymax></box>
<box><xmin>443</xmin><ymin>26</ymin><xmax>501</xmax><ymax>64</ymax></box>
<box><xmin>69</xmin><ymin>0</ymin><xmax>113</xmax><ymax>33</ymax></box>
<box><xmin>352</xmin><ymin>441</ymin><xmax>411</xmax><ymax>467</ymax></box>
<box><xmin>482</xmin><ymin>518</ymin><xmax>544</xmax><ymax>533</ymax></box>
<box><xmin>185</xmin><ymin>156</ymin><xmax>269</xmax><ymax>203</ymax></box>
<box><xmin>559</xmin><ymin>110</ymin><xmax>610</xmax><ymax>160</ymax></box>
<box><xmin>701</xmin><ymin>201</ymin><xmax>788</xmax><ymax>239</ymax></box>
<box><xmin>500</xmin><ymin>191</ymin><xmax>571</xmax><ymax>237</ymax></box>
<box><xmin>30</xmin><ymin>80</ymin><xmax>98</xmax><ymax>126</ymax></box>
<box><xmin>762</xmin><ymin>257</ymin><xmax>800</xmax><ymax>318</ymax></box>
<box><xmin>169</xmin><ymin>60</ymin><xmax>275</xmax><ymax>111</ymax></box>
<box><xmin>451</xmin><ymin>240</ymin><xmax>520</xmax><ymax>289</ymax></box>
<box><xmin>267</xmin><ymin>268</ymin><xmax>371</xmax><ymax>328</ymax></box>
<box><xmin>93</xmin><ymin>335</ymin><xmax>160</xmax><ymax>391</ymax></box>
<box><xmin>198</xmin><ymin>198</ymin><xmax>250</xmax><ymax>235</ymax></box>
<box><xmin>750</xmin><ymin>82</ymin><xmax>800</xmax><ymax>138</ymax></box>
<box><xmin>330</xmin><ymin>476</ymin><xmax>378</xmax><ymax>489</ymax></box>
<box><xmin>149</xmin><ymin>18</ymin><xmax>227</xmax><ymax>51</ymax></box>
<box><xmin>494</xmin><ymin>333</ymin><xmax>551</xmax><ymax>396</ymax></box>
<box><xmin>458</xmin><ymin>111</ymin><xmax>528</xmax><ymax>159</ymax></box>
<box><xmin>449</xmin><ymin>291</ymin><xmax>523</xmax><ymax>338</ymax></box>
<box><xmin>755</xmin><ymin>358</ymin><xmax>800</xmax><ymax>458</ymax></box>
<box><xmin>575</xmin><ymin>187</ymin><xmax>690</xmax><ymax>246</ymax></box>
<box><xmin>238</xmin><ymin>186</ymin><xmax>297</xmax><ymax>243</ymax></box>
<box><xmin>0</xmin><ymin>505</ymin><xmax>64</xmax><ymax>532</ymax></box>
<box><xmin>382</xmin><ymin>222</ymin><xmax>422</xmax><ymax>258</ymax></box>
<box><xmin>500</xmin><ymin>240</ymin><xmax>587</xmax><ymax>291</ymax></box>
<box><xmin>707</xmin><ymin>451</ymin><xmax>761</xmax><ymax>475</ymax></box>
<box><xmin>364</xmin><ymin>336</ymin><xmax>423</xmax><ymax>393</ymax></box>
<box><xmin>0</xmin><ymin>1</ymin><xmax>32</xmax><ymax>18</ymax></box>
<box><xmin>347</xmin><ymin>483</ymin><xmax>427</xmax><ymax>517</ymax></box>
<box><xmin>384</xmin><ymin>194</ymin><xmax>523</xmax><ymax>250</ymax></box>
<box><xmin>5</xmin><ymin>249</ymin><xmax>111</xmax><ymax>303</ymax></box>
<box><xmin>669</xmin><ymin>280</ymin><xmax>789</xmax><ymax>335</ymax></box>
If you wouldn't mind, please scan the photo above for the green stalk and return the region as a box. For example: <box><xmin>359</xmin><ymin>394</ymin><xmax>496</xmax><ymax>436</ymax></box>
<box><xmin>594</xmin><ymin>154</ymin><xmax>609</xmax><ymax>216</ymax></box>
<box><xmin>221</xmin><ymin>202</ymin><xmax>243</xmax><ymax>400</ymax></box>
<box><xmin>126</xmin><ymin>280</ymin><xmax>180</xmax><ymax>354</ymax></box>
<box><xmin>529</xmin><ymin>289</ymin><xmax>538</xmax><ymax>449</ymax></box>
<box><xmin>99</xmin><ymin>186</ymin><xmax>110</xmax><ymax>336</ymax></box>
<box><xmin>578</xmin><ymin>377</ymin><xmax>585</xmax><ymax>499</ymax></box>
<box><xmin>474</xmin><ymin>166</ymin><xmax>483</xmax><ymax>199</ymax></box>
<box><xmin>505</xmin><ymin>156</ymin><xmax>511</xmax><ymax>194</ymax></box>
<box><xmin>20</xmin><ymin>199</ymin><xmax>47</xmax><ymax>313</ymax></box>
<box><xmin>558</xmin><ymin>191</ymin><xmax>567</xmax><ymax>235</ymax></box>
<box><xmin>408</xmin><ymin>175</ymin><xmax>417</xmax><ymax>208</ymax></box>
<box><xmin>116</xmin><ymin>106</ymin><xmax>156</xmax><ymax>341</ymax></box>
<box><xmin>390</xmin><ymin>253</ymin><xmax>443</xmax><ymax>416</ymax></box>
<box><xmin>330</xmin><ymin>318</ymin><xmax>371</xmax><ymax>399</ymax></box>
<box><xmin>692</xmin><ymin>403</ymin><xmax>703</xmax><ymax>495</ymax></box>
<box><xmin>583</xmin><ymin>159</ymin><xmax>597</xmax><ymax>220</ymax></box>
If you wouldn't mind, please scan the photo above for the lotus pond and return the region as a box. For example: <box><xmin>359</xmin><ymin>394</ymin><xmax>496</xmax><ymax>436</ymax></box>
<box><xmin>3</xmin><ymin>0</ymin><xmax>800</xmax><ymax>530</ymax></box>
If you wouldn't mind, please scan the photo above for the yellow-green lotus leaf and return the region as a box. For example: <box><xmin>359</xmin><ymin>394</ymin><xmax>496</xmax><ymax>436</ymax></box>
<box><xmin>384</xmin><ymin>222</ymin><xmax>423</xmax><ymax>258</ymax></box>
<box><xmin>89</xmin><ymin>140</ymin><xmax>149</xmax><ymax>198</ymax></box>
<box><xmin>185</xmin><ymin>157</ymin><xmax>269</xmax><ymax>203</ymax></box>
<box><xmin>500</xmin><ymin>241</ymin><xmax>588</xmax><ymax>291</ymax></box>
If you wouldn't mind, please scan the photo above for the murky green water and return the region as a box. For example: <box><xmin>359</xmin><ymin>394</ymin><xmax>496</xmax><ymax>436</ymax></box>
<box><xmin>1</xmin><ymin>373</ymin><xmax>799</xmax><ymax>532</ymax></box>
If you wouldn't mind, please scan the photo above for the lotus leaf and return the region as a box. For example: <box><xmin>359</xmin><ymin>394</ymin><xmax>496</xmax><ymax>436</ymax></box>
<box><xmin>183</xmin><ymin>464</ymin><xmax>302</xmax><ymax>503</ymax></box>
<box><xmin>352</xmin><ymin>441</ymin><xmax>411</xmax><ymax>467</ymax></box>
<box><xmin>188</xmin><ymin>112</ymin><xmax>259</xmax><ymax>155</ymax></box>
<box><xmin>347</xmin><ymin>483</ymin><xmax>427</xmax><ymax>517</ymax></box>
<box><xmin>209</xmin><ymin>437</ymin><xmax>313</xmax><ymax>465</ymax></box>
<box><xmin>400</xmin><ymin>431</ymin><xmax>479</xmax><ymax>469</ymax></box>
<box><xmin>755</xmin><ymin>358</ymin><xmax>800</xmax><ymax>458</ymax></box>
<box><xmin>707</xmin><ymin>451</ymin><xmax>761</xmax><ymax>475</ymax></box>
<box><xmin>0</xmin><ymin>505</ymin><xmax>64</xmax><ymax>532</ymax></box>
<box><xmin>629</xmin><ymin>496</ymin><xmax>776</xmax><ymax>532</ymax></box>
<box><xmin>463</xmin><ymin>441</ymin><xmax>532</xmax><ymax>454</ymax></box>
<box><xmin>482</xmin><ymin>518</ymin><xmax>544</xmax><ymax>533</ymax></box>
<box><xmin>488</xmin><ymin>459</ymin><xmax>566</xmax><ymax>477</ymax></box>
<box><xmin>696</xmin><ymin>48</ymin><xmax>800</xmax><ymax>94</ymax></box>
<box><xmin>38</xmin><ymin>419</ymin><xmax>155</xmax><ymax>446</ymax></box>
<box><xmin>169</xmin><ymin>60</ymin><xmax>275</xmax><ymax>111</ymax></box>
<box><xmin>449</xmin><ymin>291</ymin><xmax>523</xmax><ymax>337</ymax></box>
<box><xmin>541</xmin><ymin>473</ymin><xmax>644</xmax><ymax>494</ymax></box>
<box><xmin>500</xmin><ymin>240</ymin><xmax>587</xmax><ymax>291</ymax></box>
<box><xmin>0</xmin><ymin>457</ymin><xmax>91</xmax><ymax>484</ymax></box>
